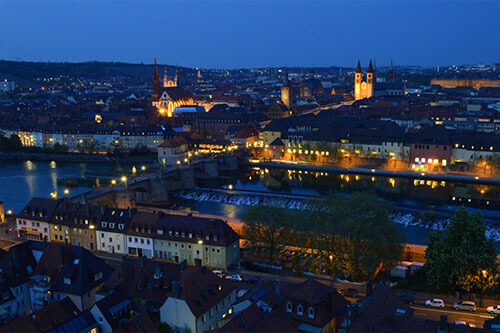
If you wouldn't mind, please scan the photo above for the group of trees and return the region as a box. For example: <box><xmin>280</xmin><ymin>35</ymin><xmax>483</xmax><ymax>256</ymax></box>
<box><xmin>425</xmin><ymin>207</ymin><xmax>498</xmax><ymax>295</ymax></box>
<box><xmin>0</xmin><ymin>134</ymin><xmax>23</xmax><ymax>151</ymax></box>
<box><xmin>242</xmin><ymin>192</ymin><xmax>405</xmax><ymax>282</ymax></box>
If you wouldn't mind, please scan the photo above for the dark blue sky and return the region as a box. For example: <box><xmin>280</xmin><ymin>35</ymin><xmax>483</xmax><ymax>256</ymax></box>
<box><xmin>0</xmin><ymin>0</ymin><xmax>498</xmax><ymax>69</ymax></box>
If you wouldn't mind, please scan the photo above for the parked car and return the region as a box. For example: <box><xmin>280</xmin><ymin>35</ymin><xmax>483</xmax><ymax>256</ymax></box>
<box><xmin>454</xmin><ymin>321</ymin><xmax>475</xmax><ymax>327</ymax></box>
<box><xmin>487</xmin><ymin>305</ymin><xmax>500</xmax><ymax>314</ymax></box>
<box><xmin>226</xmin><ymin>274</ymin><xmax>243</xmax><ymax>282</ymax></box>
<box><xmin>425</xmin><ymin>299</ymin><xmax>445</xmax><ymax>308</ymax></box>
<box><xmin>212</xmin><ymin>270</ymin><xmax>226</xmax><ymax>278</ymax></box>
<box><xmin>247</xmin><ymin>276</ymin><xmax>261</xmax><ymax>284</ymax></box>
<box><xmin>453</xmin><ymin>301</ymin><xmax>476</xmax><ymax>312</ymax></box>
<box><xmin>340</xmin><ymin>289</ymin><xmax>359</xmax><ymax>298</ymax></box>
<box><xmin>399</xmin><ymin>295</ymin><xmax>416</xmax><ymax>305</ymax></box>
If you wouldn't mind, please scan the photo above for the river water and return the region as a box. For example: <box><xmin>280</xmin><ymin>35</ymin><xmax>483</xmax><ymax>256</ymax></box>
<box><xmin>0</xmin><ymin>160</ymin><xmax>130</xmax><ymax>213</ymax></box>
<box><xmin>173</xmin><ymin>167</ymin><xmax>500</xmax><ymax>246</ymax></box>
<box><xmin>1</xmin><ymin>161</ymin><xmax>499</xmax><ymax>247</ymax></box>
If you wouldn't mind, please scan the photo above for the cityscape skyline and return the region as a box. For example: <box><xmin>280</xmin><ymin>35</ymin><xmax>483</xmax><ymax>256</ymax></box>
<box><xmin>0</xmin><ymin>0</ymin><xmax>498</xmax><ymax>69</ymax></box>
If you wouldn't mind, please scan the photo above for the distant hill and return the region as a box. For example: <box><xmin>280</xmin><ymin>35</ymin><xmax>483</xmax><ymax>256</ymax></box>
<box><xmin>0</xmin><ymin>60</ymin><xmax>192</xmax><ymax>87</ymax></box>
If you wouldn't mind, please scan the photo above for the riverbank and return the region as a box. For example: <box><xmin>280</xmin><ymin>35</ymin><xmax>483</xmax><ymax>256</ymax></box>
<box><xmin>0</xmin><ymin>151</ymin><xmax>158</xmax><ymax>164</ymax></box>
<box><xmin>245</xmin><ymin>160</ymin><xmax>500</xmax><ymax>185</ymax></box>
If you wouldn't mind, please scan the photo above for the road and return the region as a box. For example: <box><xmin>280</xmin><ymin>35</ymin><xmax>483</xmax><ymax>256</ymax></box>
<box><xmin>411</xmin><ymin>304</ymin><xmax>494</xmax><ymax>328</ymax></box>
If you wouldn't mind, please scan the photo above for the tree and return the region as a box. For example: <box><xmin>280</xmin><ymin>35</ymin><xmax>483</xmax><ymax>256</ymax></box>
<box><xmin>242</xmin><ymin>204</ymin><xmax>290</xmax><ymax>264</ymax></box>
<box><xmin>157</xmin><ymin>323</ymin><xmax>173</xmax><ymax>333</ymax></box>
<box><xmin>425</xmin><ymin>207</ymin><xmax>497</xmax><ymax>293</ymax></box>
<box><xmin>309</xmin><ymin>192</ymin><xmax>404</xmax><ymax>281</ymax></box>
<box><xmin>332</xmin><ymin>192</ymin><xmax>403</xmax><ymax>281</ymax></box>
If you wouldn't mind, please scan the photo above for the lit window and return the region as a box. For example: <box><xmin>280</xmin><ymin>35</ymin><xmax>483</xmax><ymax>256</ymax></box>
<box><xmin>297</xmin><ymin>304</ymin><xmax>303</xmax><ymax>315</ymax></box>
<box><xmin>286</xmin><ymin>302</ymin><xmax>292</xmax><ymax>313</ymax></box>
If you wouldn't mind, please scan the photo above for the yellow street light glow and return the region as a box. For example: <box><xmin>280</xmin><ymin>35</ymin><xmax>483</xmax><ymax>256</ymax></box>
<box><xmin>64</xmin><ymin>189</ymin><xmax>69</xmax><ymax>195</ymax></box>
<box><xmin>111</xmin><ymin>179</ymin><xmax>116</xmax><ymax>185</ymax></box>
<box><xmin>198</xmin><ymin>240</ymin><xmax>203</xmax><ymax>245</ymax></box>
<box><xmin>159</xmin><ymin>108</ymin><xmax>166</xmax><ymax>114</ymax></box>
<box><xmin>121</xmin><ymin>176</ymin><xmax>127</xmax><ymax>182</ymax></box>
<box><xmin>184</xmin><ymin>158</ymin><xmax>188</xmax><ymax>163</ymax></box>
<box><xmin>141</xmin><ymin>166</ymin><xmax>146</xmax><ymax>171</ymax></box>
<box><xmin>177</xmin><ymin>160</ymin><xmax>181</xmax><ymax>165</ymax></box>
<box><xmin>7</xmin><ymin>210</ymin><xmax>12</xmax><ymax>215</ymax></box>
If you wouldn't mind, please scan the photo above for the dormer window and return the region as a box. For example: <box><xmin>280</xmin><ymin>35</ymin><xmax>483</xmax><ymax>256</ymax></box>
<box><xmin>308</xmin><ymin>307</ymin><xmax>315</xmax><ymax>319</ymax></box>
<box><xmin>64</xmin><ymin>277</ymin><xmax>71</xmax><ymax>285</ymax></box>
<box><xmin>189</xmin><ymin>233</ymin><xmax>192</xmax><ymax>238</ymax></box>
<box><xmin>169</xmin><ymin>231</ymin><xmax>173</xmax><ymax>236</ymax></box>
<box><xmin>181</xmin><ymin>232</ymin><xmax>185</xmax><ymax>238</ymax></box>
<box><xmin>141</xmin><ymin>228</ymin><xmax>145</xmax><ymax>233</ymax></box>
<box><xmin>175</xmin><ymin>232</ymin><xmax>179</xmax><ymax>237</ymax></box>
<box><xmin>101</xmin><ymin>222</ymin><xmax>107</xmax><ymax>228</ymax></box>
<box><xmin>118</xmin><ymin>224</ymin><xmax>124</xmax><ymax>230</ymax></box>
<box><xmin>109</xmin><ymin>223</ymin><xmax>115</xmax><ymax>229</ymax></box>
<box><xmin>297</xmin><ymin>304</ymin><xmax>303</xmax><ymax>316</ymax></box>
<box><xmin>39</xmin><ymin>212</ymin><xmax>43</xmax><ymax>217</ymax></box>
<box><xmin>94</xmin><ymin>272</ymin><xmax>103</xmax><ymax>281</ymax></box>
<box><xmin>157</xmin><ymin>229</ymin><xmax>164</xmax><ymax>235</ymax></box>
<box><xmin>213</xmin><ymin>235</ymin><xmax>217</xmax><ymax>241</ymax></box>
<box><xmin>286</xmin><ymin>302</ymin><xmax>292</xmax><ymax>313</ymax></box>
<box><xmin>147</xmin><ymin>229</ymin><xmax>151</xmax><ymax>234</ymax></box>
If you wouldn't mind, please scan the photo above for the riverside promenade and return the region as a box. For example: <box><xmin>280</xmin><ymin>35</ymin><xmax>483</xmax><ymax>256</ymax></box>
<box><xmin>244</xmin><ymin>159</ymin><xmax>500</xmax><ymax>185</ymax></box>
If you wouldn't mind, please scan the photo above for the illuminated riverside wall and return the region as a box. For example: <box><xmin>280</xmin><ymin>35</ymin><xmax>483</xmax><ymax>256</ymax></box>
<box><xmin>431</xmin><ymin>79</ymin><xmax>500</xmax><ymax>89</ymax></box>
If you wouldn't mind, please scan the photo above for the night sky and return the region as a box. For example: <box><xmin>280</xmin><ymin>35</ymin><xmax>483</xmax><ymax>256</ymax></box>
<box><xmin>0</xmin><ymin>0</ymin><xmax>498</xmax><ymax>68</ymax></box>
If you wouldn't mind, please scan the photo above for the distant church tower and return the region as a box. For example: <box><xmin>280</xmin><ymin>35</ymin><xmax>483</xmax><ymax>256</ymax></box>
<box><xmin>354</xmin><ymin>59</ymin><xmax>374</xmax><ymax>101</ymax></box>
<box><xmin>152</xmin><ymin>56</ymin><xmax>162</xmax><ymax>106</ymax></box>
<box><xmin>281</xmin><ymin>71</ymin><xmax>292</xmax><ymax>109</ymax></box>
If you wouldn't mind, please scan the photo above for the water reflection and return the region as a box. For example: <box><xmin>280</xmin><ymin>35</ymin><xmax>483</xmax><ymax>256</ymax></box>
<box><xmin>230</xmin><ymin>168</ymin><xmax>500</xmax><ymax>211</ymax></box>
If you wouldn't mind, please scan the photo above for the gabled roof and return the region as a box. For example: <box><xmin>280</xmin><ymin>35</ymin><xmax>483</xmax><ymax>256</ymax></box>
<box><xmin>270</xmin><ymin>137</ymin><xmax>284</xmax><ymax>147</ymax></box>
<box><xmin>34</xmin><ymin>243</ymin><xmax>113</xmax><ymax>296</ymax></box>
<box><xmin>105</xmin><ymin>257</ymin><xmax>237</xmax><ymax>318</ymax></box>
<box><xmin>158</xmin><ymin>136</ymin><xmax>188</xmax><ymax>148</ymax></box>
<box><xmin>17</xmin><ymin>197</ymin><xmax>59</xmax><ymax>223</ymax></box>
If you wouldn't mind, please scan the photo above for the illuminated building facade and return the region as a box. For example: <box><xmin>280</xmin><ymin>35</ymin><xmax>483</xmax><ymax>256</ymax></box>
<box><xmin>354</xmin><ymin>59</ymin><xmax>374</xmax><ymax>101</ymax></box>
<box><xmin>152</xmin><ymin>57</ymin><xmax>194</xmax><ymax>117</ymax></box>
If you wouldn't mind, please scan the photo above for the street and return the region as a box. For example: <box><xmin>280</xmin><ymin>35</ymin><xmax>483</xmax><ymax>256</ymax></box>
<box><xmin>411</xmin><ymin>304</ymin><xmax>494</xmax><ymax>328</ymax></box>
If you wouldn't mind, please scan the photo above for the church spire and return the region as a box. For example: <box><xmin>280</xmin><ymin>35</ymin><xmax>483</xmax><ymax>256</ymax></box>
<box><xmin>152</xmin><ymin>55</ymin><xmax>162</xmax><ymax>103</ymax></box>
<box><xmin>368</xmin><ymin>59</ymin><xmax>373</xmax><ymax>73</ymax></box>
<box><xmin>356</xmin><ymin>59</ymin><xmax>362</xmax><ymax>73</ymax></box>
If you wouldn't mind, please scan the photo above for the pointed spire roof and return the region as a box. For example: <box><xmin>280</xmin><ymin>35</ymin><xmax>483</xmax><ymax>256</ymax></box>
<box><xmin>356</xmin><ymin>60</ymin><xmax>362</xmax><ymax>73</ymax></box>
<box><xmin>368</xmin><ymin>59</ymin><xmax>373</xmax><ymax>73</ymax></box>
<box><xmin>154</xmin><ymin>55</ymin><xmax>159</xmax><ymax>77</ymax></box>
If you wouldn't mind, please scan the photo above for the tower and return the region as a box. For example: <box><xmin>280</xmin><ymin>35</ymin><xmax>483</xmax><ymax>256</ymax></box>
<box><xmin>174</xmin><ymin>67</ymin><xmax>179</xmax><ymax>86</ymax></box>
<box><xmin>389</xmin><ymin>59</ymin><xmax>395</xmax><ymax>82</ymax></box>
<box><xmin>366</xmin><ymin>59</ymin><xmax>374</xmax><ymax>98</ymax></box>
<box><xmin>152</xmin><ymin>56</ymin><xmax>162</xmax><ymax>106</ymax></box>
<box><xmin>163</xmin><ymin>67</ymin><xmax>168</xmax><ymax>88</ymax></box>
<box><xmin>354</xmin><ymin>60</ymin><xmax>362</xmax><ymax>101</ymax></box>
<box><xmin>281</xmin><ymin>86</ymin><xmax>291</xmax><ymax>109</ymax></box>
<box><xmin>197</xmin><ymin>68</ymin><xmax>202</xmax><ymax>82</ymax></box>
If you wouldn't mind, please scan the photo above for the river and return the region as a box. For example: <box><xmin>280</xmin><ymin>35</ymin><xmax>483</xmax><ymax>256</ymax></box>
<box><xmin>0</xmin><ymin>160</ymin><xmax>131</xmax><ymax>213</ymax></box>
<box><xmin>1</xmin><ymin>161</ymin><xmax>499</xmax><ymax>247</ymax></box>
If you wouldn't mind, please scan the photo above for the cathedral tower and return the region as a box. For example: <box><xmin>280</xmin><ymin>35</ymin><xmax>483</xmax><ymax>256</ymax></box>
<box><xmin>152</xmin><ymin>56</ymin><xmax>162</xmax><ymax>106</ymax></box>
<box><xmin>366</xmin><ymin>59</ymin><xmax>374</xmax><ymax>98</ymax></box>
<box><xmin>354</xmin><ymin>60</ymin><xmax>362</xmax><ymax>101</ymax></box>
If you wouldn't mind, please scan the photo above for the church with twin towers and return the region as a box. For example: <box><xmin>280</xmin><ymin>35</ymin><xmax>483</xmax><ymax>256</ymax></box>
<box><xmin>354</xmin><ymin>59</ymin><xmax>375</xmax><ymax>101</ymax></box>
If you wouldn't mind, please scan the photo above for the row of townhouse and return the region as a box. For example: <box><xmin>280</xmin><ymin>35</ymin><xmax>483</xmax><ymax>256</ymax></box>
<box><xmin>0</xmin><ymin>124</ymin><xmax>172</xmax><ymax>152</ymax></box>
<box><xmin>16</xmin><ymin>198</ymin><xmax>240</xmax><ymax>270</ymax></box>
<box><xmin>262</xmin><ymin>116</ymin><xmax>500</xmax><ymax>170</ymax></box>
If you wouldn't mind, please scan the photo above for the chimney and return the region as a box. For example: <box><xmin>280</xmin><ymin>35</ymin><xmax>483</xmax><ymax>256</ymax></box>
<box><xmin>439</xmin><ymin>315</ymin><xmax>448</xmax><ymax>331</ymax></box>
<box><xmin>140</xmin><ymin>255</ymin><xmax>146</xmax><ymax>268</ymax></box>
<box><xmin>209</xmin><ymin>219</ymin><xmax>215</xmax><ymax>228</ymax></box>
<box><xmin>128</xmin><ymin>208</ymin><xmax>132</xmax><ymax>218</ymax></box>
<box><xmin>187</xmin><ymin>212</ymin><xmax>193</xmax><ymax>217</ymax></box>
<box><xmin>100</xmin><ymin>205</ymin><xmax>105</xmax><ymax>214</ymax></box>
<box><xmin>60</xmin><ymin>245</ymin><xmax>67</xmax><ymax>266</ymax></box>
<box><xmin>274</xmin><ymin>279</ymin><xmax>281</xmax><ymax>296</ymax></box>
<box><xmin>172</xmin><ymin>281</ymin><xmax>180</xmax><ymax>298</ymax></box>
<box><xmin>180</xmin><ymin>259</ymin><xmax>187</xmax><ymax>272</ymax></box>
<box><xmin>366</xmin><ymin>278</ymin><xmax>373</xmax><ymax>296</ymax></box>
<box><xmin>346</xmin><ymin>304</ymin><xmax>359</xmax><ymax>328</ymax></box>
<box><xmin>154</xmin><ymin>260</ymin><xmax>162</xmax><ymax>279</ymax></box>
